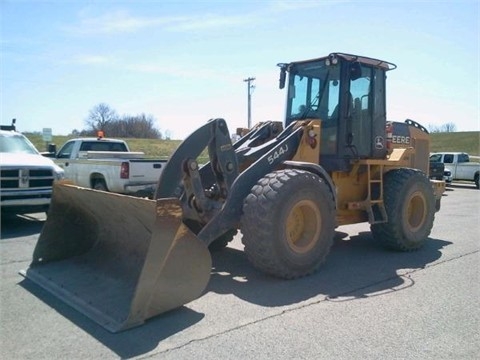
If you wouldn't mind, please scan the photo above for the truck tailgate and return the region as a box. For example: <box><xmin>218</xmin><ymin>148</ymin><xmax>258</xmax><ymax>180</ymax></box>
<box><xmin>128</xmin><ymin>159</ymin><xmax>166</xmax><ymax>181</ymax></box>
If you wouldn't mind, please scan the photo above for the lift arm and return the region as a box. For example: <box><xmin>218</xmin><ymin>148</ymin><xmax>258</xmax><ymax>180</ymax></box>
<box><xmin>154</xmin><ymin>118</ymin><xmax>315</xmax><ymax>245</ymax></box>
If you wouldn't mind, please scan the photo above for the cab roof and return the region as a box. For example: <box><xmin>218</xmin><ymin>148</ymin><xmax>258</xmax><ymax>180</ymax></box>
<box><xmin>288</xmin><ymin>52</ymin><xmax>397</xmax><ymax>71</ymax></box>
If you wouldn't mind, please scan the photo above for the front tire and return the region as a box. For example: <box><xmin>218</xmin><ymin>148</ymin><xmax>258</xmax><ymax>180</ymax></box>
<box><xmin>371</xmin><ymin>168</ymin><xmax>435</xmax><ymax>251</ymax></box>
<box><xmin>241</xmin><ymin>169</ymin><xmax>335</xmax><ymax>279</ymax></box>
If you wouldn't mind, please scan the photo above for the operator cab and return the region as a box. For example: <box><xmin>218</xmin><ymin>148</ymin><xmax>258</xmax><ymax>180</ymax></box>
<box><xmin>279</xmin><ymin>53</ymin><xmax>397</xmax><ymax>172</ymax></box>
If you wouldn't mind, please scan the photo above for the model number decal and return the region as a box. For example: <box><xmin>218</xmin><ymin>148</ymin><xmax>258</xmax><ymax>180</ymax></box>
<box><xmin>267</xmin><ymin>145</ymin><xmax>289</xmax><ymax>164</ymax></box>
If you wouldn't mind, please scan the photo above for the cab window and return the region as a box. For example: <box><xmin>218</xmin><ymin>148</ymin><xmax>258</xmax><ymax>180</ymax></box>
<box><xmin>57</xmin><ymin>141</ymin><xmax>75</xmax><ymax>159</ymax></box>
<box><xmin>443</xmin><ymin>154</ymin><xmax>454</xmax><ymax>163</ymax></box>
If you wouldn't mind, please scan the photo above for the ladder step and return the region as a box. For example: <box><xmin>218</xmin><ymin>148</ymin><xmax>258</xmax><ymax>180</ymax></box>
<box><xmin>364</xmin><ymin>164</ymin><xmax>387</xmax><ymax>224</ymax></box>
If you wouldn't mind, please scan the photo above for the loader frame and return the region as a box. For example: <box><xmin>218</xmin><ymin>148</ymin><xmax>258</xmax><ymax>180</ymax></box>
<box><xmin>20</xmin><ymin>52</ymin><xmax>444</xmax><ymax>333</ymax></box>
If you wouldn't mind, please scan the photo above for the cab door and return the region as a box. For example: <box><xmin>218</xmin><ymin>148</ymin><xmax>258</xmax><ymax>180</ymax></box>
<box><xmin>54</xmin><ymin>140</ymin><xmax>78</xmax><ymax>182</ymax></box>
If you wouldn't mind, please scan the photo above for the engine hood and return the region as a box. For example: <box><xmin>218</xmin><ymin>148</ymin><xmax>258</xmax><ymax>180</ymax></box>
<box><xmin>1</xmin><ymin>152</ymin><xmax>63</xmax><ymax>172</ymax></box>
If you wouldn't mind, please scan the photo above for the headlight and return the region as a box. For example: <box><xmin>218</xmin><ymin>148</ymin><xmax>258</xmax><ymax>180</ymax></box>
<box><xmin>52</xmin><ymin>163</ymin><xmax>65</xmax><ymax>180</ymax></box>
<box><xmin>54</xmin><ymin>169</ymin><xmax>65</xmax><ymax>180</ymax></box>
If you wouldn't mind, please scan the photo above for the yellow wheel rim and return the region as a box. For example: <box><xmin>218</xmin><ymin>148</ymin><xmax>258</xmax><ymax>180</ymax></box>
<box><xmin>285</xmin><ymin>200</ymin><xmax>322</xmax><ymax>254</ymax></box>
<box><xmin>406</xmin><ymin>190</ymin><xmax>427</xmax><ymax>232</ymax></box>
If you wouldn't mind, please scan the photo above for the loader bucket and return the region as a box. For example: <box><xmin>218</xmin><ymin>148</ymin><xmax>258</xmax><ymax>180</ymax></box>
<box><xmin>20</xmin><ymin>183</ymin><xmax>212</xmax><ymax>333</ymax></box>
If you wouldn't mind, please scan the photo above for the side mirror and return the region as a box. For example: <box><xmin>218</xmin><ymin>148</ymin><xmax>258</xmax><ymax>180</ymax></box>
<box><xmin>48</xmin><ymin>143</ymin><xmax>57</xmax><ymax>155</ymax></box>
<box><xmin>277</xmin><ymin>63</ymin><xmax>287</xmax><ymax>89</ymax></box>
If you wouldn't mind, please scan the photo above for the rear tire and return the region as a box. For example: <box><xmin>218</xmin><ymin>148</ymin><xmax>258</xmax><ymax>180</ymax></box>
<box><xmin>241</xmin><ymin>169</ymin><xmax>335</xmax><ymax>279</ymax></box>
<box><xmin>474</xmin><ymin>173</ymin><xmax>479</xmax><ymax>189</ymax></box>
<box><xmin>93</xmin><ymin>179</ymin><xmax>108</xmax><ymax>192</ymax></box>
<box><xmin>371</xmin><ymin>168</ymin><xmax>435</xmax><ymax>251</ymax></box>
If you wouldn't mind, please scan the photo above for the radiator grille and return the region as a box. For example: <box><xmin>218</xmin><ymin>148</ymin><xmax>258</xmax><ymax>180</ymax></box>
<box><xmin>1</xmin><ymin>167</ymin><xmax>55</xmax><ymax>189</ymax></box>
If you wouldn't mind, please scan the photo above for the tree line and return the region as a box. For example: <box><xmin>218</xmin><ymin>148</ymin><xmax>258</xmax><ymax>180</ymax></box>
<box><xmin>428</xmin><ymin>122</ymin><xmax>457</xmax><ymax>133</ymax></box>
<box><xmin>73</xmin><ymin>103</ymin><xmax>168</xmax><ymax>139</ymax></box>
<box><xmin>26</xmin><ymin>102</ymin><xmax>458</xmax><ymax>139</ymax></box>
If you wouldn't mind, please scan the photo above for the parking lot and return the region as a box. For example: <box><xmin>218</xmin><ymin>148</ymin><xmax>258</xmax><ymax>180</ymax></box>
<box><xmin>1</xmin><ymin>183</ymin><xmax>479</xmax><ymax>359</ymax></box>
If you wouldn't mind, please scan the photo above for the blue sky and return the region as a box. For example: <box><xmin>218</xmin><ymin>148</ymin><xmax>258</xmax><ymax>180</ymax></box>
<box><xmin>1</xmin><ymin>0</ymin><xmax>479</xmax><ymax>139</ymax></box>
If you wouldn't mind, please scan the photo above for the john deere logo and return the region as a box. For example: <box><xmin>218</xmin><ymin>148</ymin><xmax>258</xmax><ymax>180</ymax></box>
<box><xmin>374</xmin><ymin>136</ymin><xmax>384</xmax><ymax>149</ymax></box>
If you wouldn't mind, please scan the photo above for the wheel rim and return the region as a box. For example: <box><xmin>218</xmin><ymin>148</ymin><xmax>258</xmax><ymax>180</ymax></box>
<box><xmin>406</xmin><ymin>190</ymin><xmax>427</xmax><ymax>232</ymax></box>
<box><xmin>285</xmin><ymin>200</ymin><xmax>321</xmax><ymax>254</ymax></box>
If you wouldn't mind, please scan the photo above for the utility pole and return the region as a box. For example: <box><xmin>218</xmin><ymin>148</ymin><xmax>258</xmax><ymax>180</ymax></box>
<box><xmin>243</xmin><ymin>77</ymin><xmax>255</xmax><ymax>129</ymax></box>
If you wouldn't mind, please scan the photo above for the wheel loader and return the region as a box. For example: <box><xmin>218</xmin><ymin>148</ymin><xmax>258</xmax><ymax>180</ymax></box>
<box><xmin>20</xmin><ymin>52</ymin><xmax>445</xmax><ymax>332</ymax></box>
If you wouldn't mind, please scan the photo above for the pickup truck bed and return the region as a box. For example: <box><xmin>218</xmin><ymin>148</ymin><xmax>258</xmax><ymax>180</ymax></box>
<box><xmin>79</xmin><ymin>151</ymin><xmax>146</xmax><ymax>159</ymax></box>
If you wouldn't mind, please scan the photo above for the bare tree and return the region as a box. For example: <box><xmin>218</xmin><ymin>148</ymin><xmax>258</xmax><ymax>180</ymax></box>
<box><xmin>428</xmin><ymin>122</ymin><xmax>457</xmax><ymax>133</ymax></box>
<box><xmin>441</xmin><ymin>122</ymin><xmax>457</xmax><ymax>132</ymax></box>
<box><xmin>86</xmin><ymin>103</ymin><xmax>118</xmax><ymax>133</ymax></box>
<box><xmin>428</xmin><ymin>124</ymin><xmax>440</xmax><ymax>133</ymax></box>
<box><xmin>82</xmin><ymin>104</ymin><xmax>165</xmax><ymax>138</ymax></box>
<box><xmin>99</xmin><ymin>113</ymin><xmax>162</xmax><ymax>138</ymax></box>
<box><xmin>120</xmin><ymin>113</ymin><xmax>162</xmax><ymax>138</ymax></box>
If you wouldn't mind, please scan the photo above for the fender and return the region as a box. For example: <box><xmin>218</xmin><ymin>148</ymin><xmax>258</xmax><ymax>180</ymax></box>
<box><xmin>283</xmin><ymin>160</ymin><xmax>337</xmax><ymax>207</ymax></box>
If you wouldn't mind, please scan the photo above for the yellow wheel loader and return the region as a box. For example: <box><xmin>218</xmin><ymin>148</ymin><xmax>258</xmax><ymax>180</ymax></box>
<box><xmin>21</xmin><ymin>53</ymin><xmax>445</xmax><ymax>332</ymax></box>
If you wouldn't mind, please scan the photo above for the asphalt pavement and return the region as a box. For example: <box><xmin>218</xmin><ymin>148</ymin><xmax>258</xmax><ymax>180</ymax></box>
<box><xmin>0</xmin><ymin>182</ymin><xmax>478</xmax><ymax>359</ymax></box>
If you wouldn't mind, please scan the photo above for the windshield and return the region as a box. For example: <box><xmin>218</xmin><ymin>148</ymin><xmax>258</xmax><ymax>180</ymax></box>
<box><xmin>430</xmin><ymin>154</ymin><xmax>442</xmax><ymax>162</ymax></box>
<box><xmin>0</xmin><ymin>132</ymin><xmax>40</xmax><ymax>154</ymax></box>
<box><xmin>286</xmin><ymin>60</ymin><xmax>341</xmax><ymax>123</ymax></box>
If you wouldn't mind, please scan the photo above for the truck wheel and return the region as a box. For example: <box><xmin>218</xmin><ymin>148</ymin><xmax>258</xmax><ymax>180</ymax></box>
<box><xmin>475</xmin><ymin>173</ymin><xmax>479</xmax><ymax>189</ymax></box>
<box><xmin>93</xmin><ymin>179</ymin><xmax>108</xmax><ymax>192</ymax></box>
<box><xmin>241</xmin><ymin>169</ymin><xmax>335</xmax><ymax>279</ymax></box>
<box><xmin>371</xmin><ymin>168</ymin><xmax>435</xmax><ymax>251</ymax></box>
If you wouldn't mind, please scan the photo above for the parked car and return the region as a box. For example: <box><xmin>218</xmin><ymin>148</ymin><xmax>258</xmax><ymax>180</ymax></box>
<box><xmin>430</xmin><ymin>152</ymin><xmax>480</xmax><ymax>189</ymax></box>
<box><xmin>0</xmin><ymin>128</ymin><xmax>65</xmax><ymax>214</ymax></box>
<box><xmin>46</xmin><ymin>136</ymin><xmax>167</xmax><ymax>197</ymax></box>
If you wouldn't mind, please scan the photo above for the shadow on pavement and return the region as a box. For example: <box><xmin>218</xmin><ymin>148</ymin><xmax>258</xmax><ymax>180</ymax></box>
<box><xmin>19</xmin><ymin>278</ymin><xmax>205</xmax><ymax>359</ymax></box>
<box><xmin>17</xmin><ymin>229</ymin><xmax>452</xmax><ymax>358</ymax></box>
<box><xmin>208</xmin><ymin>231</ymin><xmax>452</xmax><ymax>306</ymax></box>
<box><xmin>1</xmin><ymin>213</ymin><xmax>45</xmax><ymax>239</ymax></box>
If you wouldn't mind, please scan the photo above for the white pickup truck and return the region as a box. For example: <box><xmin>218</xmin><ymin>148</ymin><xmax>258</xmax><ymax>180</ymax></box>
<box><xmin>49</xmin><ymin>137</ymin><xmax>167</xmax><ymax>197</ymax></box>
<box><xmin>0</xmin><ymin>127</ymin><xmax>65</xmax><ymax>214</ymax></box>
<box><xmin>429</xmin><ymin>152</ymin><xmax>480</xmax><ymax>189</ymax></box>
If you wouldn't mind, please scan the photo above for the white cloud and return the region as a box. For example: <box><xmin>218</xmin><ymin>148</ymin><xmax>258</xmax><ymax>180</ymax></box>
<box><xmin>67</xmin><ymin>9</ymin><xmax>181</xmax><ymax>35</ymax></box>
<box><xmin>165</xmin><ymin>13</ymin><xmax>259</xmax><ymax>32</ymax></box>
<box><xmin>67</xmin><ymin>8</ymin><xmax>262</xmax><ymax>36</ymax></box>
<box><xmin>125</xmin><ymin>62</ymin><xmax>235</xmax><ymax>81</ymax></box>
